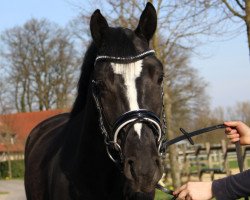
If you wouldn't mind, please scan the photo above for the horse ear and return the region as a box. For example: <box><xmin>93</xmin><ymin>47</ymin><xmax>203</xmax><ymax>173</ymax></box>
<box><xmin>90</xmin><ymin>9</ymin><xmax>109</xmax><ymax>47</ymax></box>
<box><xmin>135</xmin><ymin>2</ymin><xmax>157</xmax><ymax>42</ymax></box>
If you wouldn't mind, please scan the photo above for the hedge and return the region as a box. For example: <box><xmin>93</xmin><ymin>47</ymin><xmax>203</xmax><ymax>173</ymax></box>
<box><xmin>0</xmin><ymin>160</ymin><xmax>24</xmax><ymax>179</ymax></box>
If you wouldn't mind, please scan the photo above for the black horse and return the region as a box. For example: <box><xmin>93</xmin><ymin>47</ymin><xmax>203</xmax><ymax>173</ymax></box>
<box><xmin>25</xmin><ymin>3</ymin><xmax>165</xmax><ymax>200</ymax></box>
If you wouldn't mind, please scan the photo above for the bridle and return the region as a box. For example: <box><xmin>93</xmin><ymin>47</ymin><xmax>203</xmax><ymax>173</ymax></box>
<box><xmin>92</xmin><ymin>49</ymin><xmax>165</xmax><ymax>166</ymax></box>
<box><xmin>92</xmin><ymin>49</ymin><xmax>245</xmax><ymax>200</ymax></box>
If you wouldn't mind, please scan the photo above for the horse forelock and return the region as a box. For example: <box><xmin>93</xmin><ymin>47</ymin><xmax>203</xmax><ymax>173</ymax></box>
<box><xmin>100</xmin><ymin>27</ymin><xmax>138</xmax><ymax>58</ymax></box>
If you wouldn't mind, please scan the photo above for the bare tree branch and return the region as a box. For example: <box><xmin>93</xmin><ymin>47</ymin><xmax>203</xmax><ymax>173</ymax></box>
<box><xmin>1</xmin><ymin>19</ymin><xmax>79</xmax><ymax>111</ymax></box>
<box><xmin>235</xmin><ymin>0</ymin><xmax>245</xmax><ymax>10</ymax></box>
<box><xmin>221</xmin><ymin>0</ymin><xmax>245</xmax><ymax>19</ymax></box>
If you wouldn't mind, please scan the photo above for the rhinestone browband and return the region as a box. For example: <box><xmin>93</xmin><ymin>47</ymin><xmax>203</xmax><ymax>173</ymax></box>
<box><xmin>95</xmin><ymin>50</ymin><xmax>155</xmax><ymax>64</ymax></box>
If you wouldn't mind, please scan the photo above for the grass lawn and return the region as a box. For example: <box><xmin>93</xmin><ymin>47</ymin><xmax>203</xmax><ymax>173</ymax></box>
<box><xmin>155</xmin><ymin>189</ymin><xmax>174</xmax><ymax>200</ymax></box>
<box><xmin>229</xmin><ymin>159</ymin><xmax>250</xmax><ymax>169</ymax></box>
<box><xmin>0</xmin><ymin>191</ymin><xmax>9</xmax><ymax>195</ymax></box>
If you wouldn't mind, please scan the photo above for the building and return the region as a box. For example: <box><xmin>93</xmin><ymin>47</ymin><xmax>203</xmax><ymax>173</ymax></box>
<box><xmin>0</xmin><ymin>109</ymin><xmax>66</xmax><ymax>162</ymax></box>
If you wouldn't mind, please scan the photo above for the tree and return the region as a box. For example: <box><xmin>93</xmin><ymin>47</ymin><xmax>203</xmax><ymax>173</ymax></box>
<box><xmin>161</xmin><ymin>45</ymin><xmax>209</xmax><ymax>187</ymax></box>
<box><xmin>219</xmin><ymin>0</ymin><xmax>250</xmax><ymax>54</ymax></box>
<box><xmin>0</xmin><ymin>68</ymin><xmax>16</xmax><ymax>114</ymax></box>
<box><xmin>227</xmin><ymin>101</ymin><xmax>250</xmax><ymax>124</ymax></box>
<box><xmin>191</xmin><ymin>106</ymin><xmax>226</xmax><ymax>144</ymax></box>
<box><xmin>187</xmin><ymin>0</ymin><xmax>249</xmax><ymax>54</ymax></box>
<box><xmin>0</xmin><ymin>117</ymin><xmax>16</xmax><ymax>179</ymax></box>
<box><xmin>190</xmin><ymin>101</ymin><xmax>250</xmax><ymax>144</ymax></box>
<box><xmin>1</xmin><ymin>19</ymin><xmax>79</xmax><ymax>112</ymax></box>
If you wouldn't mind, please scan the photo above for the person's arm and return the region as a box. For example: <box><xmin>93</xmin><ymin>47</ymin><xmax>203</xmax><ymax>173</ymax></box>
<box><xmin>212</xmin><ymin>169</ymin><xmax>250</xmax><ymax>200</ymax></box>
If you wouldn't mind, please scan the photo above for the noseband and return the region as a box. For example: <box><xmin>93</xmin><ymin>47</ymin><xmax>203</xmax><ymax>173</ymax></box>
<box><xmin>92</xmin><ymin>49</ymin><xmax>165</xmax><ymax>164</ymax></box>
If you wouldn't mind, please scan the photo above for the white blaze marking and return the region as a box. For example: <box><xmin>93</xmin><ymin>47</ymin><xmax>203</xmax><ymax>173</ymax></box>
<box><xmin>111</xmin><ymin>60</ymin><xmax>143</xmax><ymax>138</ymax></box>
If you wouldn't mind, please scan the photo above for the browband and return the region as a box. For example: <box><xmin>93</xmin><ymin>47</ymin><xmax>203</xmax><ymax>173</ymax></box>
<box><xmin>95</xmin><ymin>50</ymin><xmax>155</xmax><ymax>63</ymax></box>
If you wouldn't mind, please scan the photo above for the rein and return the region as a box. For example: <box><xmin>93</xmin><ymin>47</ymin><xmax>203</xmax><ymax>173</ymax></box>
<box><xmin>157</xmin><ymin>124</ymin><xmax>245</xmax><ymax>199</ymax></box>
<box><xmin>160</xmin><ymin>124</ymin><xmax>227</xmax><ymax>153</ymax></box>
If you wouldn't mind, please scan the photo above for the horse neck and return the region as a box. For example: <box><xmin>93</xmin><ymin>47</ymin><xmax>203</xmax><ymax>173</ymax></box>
<box><xmin>61</xmin><ymin>89</ymin><xmax>124</xmax><ymax>198</ymax></box>
<box><xmin>75</xmin><ymin>92</ymin><xmax>107</xmax><ymax>163</ymax></box>
<box><xmin>70</xmin><ymin>42</ymin><xmax>98</xmax><ymax>117</ymax></box>
<box><xmin>61</xmin><ymin>89</ymin><xmax>106</xmax><ymax>169</ymax></box>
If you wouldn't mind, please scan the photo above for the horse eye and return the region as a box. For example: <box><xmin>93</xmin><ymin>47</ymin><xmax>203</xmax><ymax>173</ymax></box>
<box><xmin>157</xmin><ymin>74</ymin><xmax>164</xmax><ymax>85</ymax></box>
<box><xmin>95</xmin><ymin>80</ymin><xmax>108</xmax><ymax>91</ymax></box>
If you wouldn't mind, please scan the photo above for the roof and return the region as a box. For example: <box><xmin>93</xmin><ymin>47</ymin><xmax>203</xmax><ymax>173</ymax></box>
<box><xmin>0</xmin><ymin>109</ymin><xmax>67</xmax><ymax>153</ymax></box>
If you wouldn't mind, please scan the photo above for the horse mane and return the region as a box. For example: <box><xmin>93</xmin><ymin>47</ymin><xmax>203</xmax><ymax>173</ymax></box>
<box><xmin>70</xmin><ymin>42</ymin><xmax>98</xmax><ymax>118</ymax></box>
<box><xmin>39</xmin><ymin>43</ymin><xmax>98</xmax><ymax>174</ymax></box>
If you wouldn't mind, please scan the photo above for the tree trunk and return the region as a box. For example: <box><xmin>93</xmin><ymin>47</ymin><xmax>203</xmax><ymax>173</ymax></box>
<box><xmin>164</xmin><ymin>82</ymin><xmax>181</xmax><ymax>188</ymax></box>
<box><xmin>6</xmin><ymin>148</ymin><xmax>12</xmax><ymax>179</ymax></box>
<box><xmin>20</xmin><ymin>80</ymin><xmax>27</xmax><ymax>112</ymax></box>
<box><xmin>245</xmin><ymin>0</ymin><xmax>250</xmax><ymax>56</ymax></box>
<box><xmin>27</xmin><ymin>77</ymin><xmax>33</xmax><ymax>112</ymax></box>
<box><xmin>153</xmin><ymin>20</ymin><xmax>181</xmax><ymax>188</ymax></box>
<box><xmin>14</xmin><ymin>84</ymin><xmax>20</xmax><ymax>112</ymax></box>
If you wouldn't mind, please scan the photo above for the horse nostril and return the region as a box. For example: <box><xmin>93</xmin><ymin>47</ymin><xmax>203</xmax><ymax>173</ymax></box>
<box><xmin>126</xmin><ymin>157</ymin><xmax>136</xmax><ymax>167</ymax></box>
<box><xmin>125</xmin><ymin>157</ymin><xmax>137</xmax><ymax>180</ymax></box>
<box><xmin>128</xmin><ymin>159</ymin><xmax>134</xmax><ymax>166</ymax></box>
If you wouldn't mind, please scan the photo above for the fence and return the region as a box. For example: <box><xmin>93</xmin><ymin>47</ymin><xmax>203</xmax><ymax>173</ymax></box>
<box><xmin>162</xmin><ymin>140</ymin><xmax>250</xmax><ymax>184</ymax></box>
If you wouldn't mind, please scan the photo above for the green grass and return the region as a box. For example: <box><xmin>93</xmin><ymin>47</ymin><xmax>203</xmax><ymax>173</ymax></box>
<box><xmin>229</xmin><ymin>159</ymin><xmax>250</xmax><ymax>169</ymax></box>
<box><xmin>229</xmin><ymin>160</ymin><xmax>239</xmax><ymax>168</ymax></box>
<box><xmin>154</xmin><ymin>189</ymin><xmax>173</xmax><ymax>200</ymax></box>
<box><xmin>0</xmin><ymin>191</ymin><xmax>9</xmax><ymax>195</ymax></box>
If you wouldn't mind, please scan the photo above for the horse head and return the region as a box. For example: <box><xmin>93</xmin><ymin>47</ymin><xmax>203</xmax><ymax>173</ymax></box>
<box><xmin>90</xmin><ymin>2</ymin><xmax>164</xmax><ymax>196</ymax></box>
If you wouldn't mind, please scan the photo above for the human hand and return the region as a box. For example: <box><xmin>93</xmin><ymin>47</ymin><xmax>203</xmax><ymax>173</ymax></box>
<box><xmin>224</xmin><ymin>121</ymin><xmax>250</xmax><ymax>145</ymax></box>
<box><xmin>173</xmin><ymin>182</ymin><xmax>213</xmax><ymax>200</ymax></box>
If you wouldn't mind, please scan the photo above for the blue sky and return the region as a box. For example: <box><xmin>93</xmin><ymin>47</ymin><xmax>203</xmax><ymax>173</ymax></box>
<box><xmin>1</xmin><ymin>0</ymin><xmax>250</xmax><ymax>109</ymax></box>
<box><xmin>0</xmin><ymin>0</ymin><xmax>75</xmax><ymax>28</ymax></box>
<box><xmin>192</xmin><ymin>32</ymin><xmax>250</xmax><ymax>108</ymax></box>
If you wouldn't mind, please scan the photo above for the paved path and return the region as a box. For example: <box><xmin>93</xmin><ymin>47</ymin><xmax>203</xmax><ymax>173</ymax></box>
<box><xmin>0</xmin><ymin>180</ymin><xmax>26</xmax><ymax>200</ymax></box>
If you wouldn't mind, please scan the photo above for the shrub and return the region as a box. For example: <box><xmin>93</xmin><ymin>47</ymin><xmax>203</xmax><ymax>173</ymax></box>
<box><xmin>0</xmin><ymin>160</ymin><xmax>24</xmax><ymax>179</ymax></box>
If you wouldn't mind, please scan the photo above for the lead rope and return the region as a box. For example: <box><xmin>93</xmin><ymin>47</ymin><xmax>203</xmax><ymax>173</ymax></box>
<box><xmin>235</xmin><ymin>141</ymin><xmax>244</xmax><ymax>173</ymax></box>
<box><xmin>235</xmin><ymin>140</ymin><xmax>248</xmax><ymax>200</ymax></box>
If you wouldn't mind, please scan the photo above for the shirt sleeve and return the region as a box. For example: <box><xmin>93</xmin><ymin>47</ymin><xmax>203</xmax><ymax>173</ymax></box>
<box><xmin>212</xmin><ymin>169</ymin><xmax>250</xmax><ymax>200</ymax></box>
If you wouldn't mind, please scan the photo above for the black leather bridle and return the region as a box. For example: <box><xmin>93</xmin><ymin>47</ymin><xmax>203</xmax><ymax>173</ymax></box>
<box><xmin>92</xmin><ymin>50</ymin><xmax>245</xmax><ymax>200</ymax></box>
<box><xmin>92</xmin><ymin>49</ymin><xmax>165</xmax><ymax>166</ymax></box>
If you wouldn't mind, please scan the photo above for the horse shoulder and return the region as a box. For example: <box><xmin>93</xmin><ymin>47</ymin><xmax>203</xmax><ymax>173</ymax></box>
<box><xmin>25</xmin><ymin>113</ymin><xmax>69</xmax><ymax>200</ymax></box>
<box><xmin>48</xmin><ymin>150</ymin><xmax>71</xmax><ymax>200</ymax></box>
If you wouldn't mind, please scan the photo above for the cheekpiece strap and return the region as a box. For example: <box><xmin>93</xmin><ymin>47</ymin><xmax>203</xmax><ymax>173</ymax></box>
<box><xmin>95</xmin><ymin>50</ymin><xmax>155</xmax><ymax>64</ymax></box>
